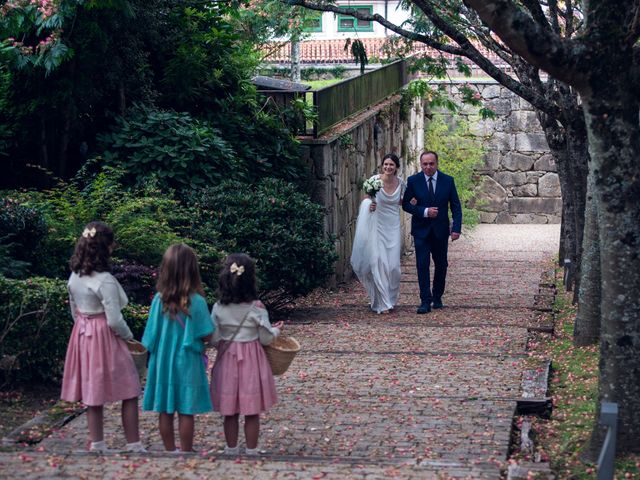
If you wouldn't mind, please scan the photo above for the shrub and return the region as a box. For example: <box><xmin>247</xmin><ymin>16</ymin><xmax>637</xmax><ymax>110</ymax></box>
<box><xmin>106</xmin><ymin>190</ymin><xmax>185</xmax><ymax>267</ymax></box>
<box><xmin>122</xmin><ymin>303</ymin><xmax>150</xmax><ymax>342</ymax></box>
<box><xmin>99</xmin><ymin>104</ymin><xmax>242</xmax><ymax>192</ymax></box>
<box><xmin>0</xmin><ymin>239</ymin><xmax>30</xmax><ymax>278</ymax></box>
<box><xmin>112</xmin><ymin>260</ymin><xmax>157</xmax><ymax>306</ymax></box>
<box><xmin>0</xmin><ymin>274</ymin><xmax>149</xmax><ymax>386</ymax></box>
<box><xmin>424</xmin><ymin>116</ymin><xmax>483</xmax><ymax>226</ymax></box>
<box><xmin>0</xmin><ymin>275</ymin><xmax>70</xmax><ymax>384</ymax></box>
<box><xmin>190</xmin><ymin>179</ymin><xmax>337</xmax><ymax>311</ymax></box>
<box><xmin>0</xmin><ymin>197</ymin><xmax>48</xmax><ymax>276</ymax></box>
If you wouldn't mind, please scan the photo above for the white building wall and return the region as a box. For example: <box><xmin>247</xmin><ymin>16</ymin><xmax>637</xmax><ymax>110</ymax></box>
<box><xmin>306</xmin><ymin>1</ymin><xmax>410</xmax><ymax>40</ymax></box>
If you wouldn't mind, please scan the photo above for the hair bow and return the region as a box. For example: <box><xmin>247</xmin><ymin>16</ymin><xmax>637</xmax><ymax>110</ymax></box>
<box><xmin>82</xmin><ymin>227</ymin><xmax>97</xmax><ymax>238</ymax></box>
<box><xmin>230</xmin><ymin>262</ymin><xmax>245</xmax><ymax>276</ymax></box>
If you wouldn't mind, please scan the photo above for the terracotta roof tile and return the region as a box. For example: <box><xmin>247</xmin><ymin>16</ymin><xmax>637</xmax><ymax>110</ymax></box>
<box><xmin>263</xmin><ymin>37</ymin><xmax>509</xmax><ymax>69</ymax></box>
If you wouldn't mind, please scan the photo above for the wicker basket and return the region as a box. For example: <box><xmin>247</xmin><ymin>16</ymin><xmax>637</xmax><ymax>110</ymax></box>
<box><xmin>126</xmin><ymin>339</ymin><xmax>148</xmax><ymax>379</ymax></box>
<box><xmin>263</xmin><ymin>335</ymin><xmax>300</xmax><ymax>375</ymax></box>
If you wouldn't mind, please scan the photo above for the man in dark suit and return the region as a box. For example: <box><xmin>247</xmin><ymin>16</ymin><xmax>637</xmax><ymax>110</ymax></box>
<box><xmin>402</xmin><ymin>151</ymin><xmax>462</xmax><ymax>314</ymax></box>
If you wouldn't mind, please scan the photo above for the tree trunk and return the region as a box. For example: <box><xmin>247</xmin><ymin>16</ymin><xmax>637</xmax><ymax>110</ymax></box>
<box><xmin>290</xmin><ymin>37</ymin><xmax>301</xmax><ymax>83</ymax></box>
<box><xmin>573</xmin><ymin>174</ymin><xmax>602</xmax><ymax>347</ymax></box>
<box><xmin>574</xmin><ymin>172</ymin><xmax>601</xmax><ymax>346</ymax></box>
<box><xmin>537</xmin><ymin>115</ymin><xmax>577</xmax><ymax>284</ymax></box>
<box><xmin>537</xmin><ymin>110</ymin><xmax>589</xmax><ymax>296</ymax></box>
<box><xmin>584</xmin><ymin>91</ymin><xmax>640</xmax><ymax>455</ymax></box>
<box><xmin>565</xmin><ymin>120</ymin><xmax>589</xmax><ymax>302</ymax></box>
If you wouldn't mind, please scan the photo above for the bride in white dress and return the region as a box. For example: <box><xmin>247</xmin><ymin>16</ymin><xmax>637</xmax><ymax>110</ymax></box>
<box><xmin>351</xmin><ymin>154</ymin><xmax>404</xmax><ymax>314</ymax></box>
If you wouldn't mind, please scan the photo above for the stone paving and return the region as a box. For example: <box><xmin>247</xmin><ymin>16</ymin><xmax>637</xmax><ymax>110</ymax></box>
<box><xmin>0</xmin><ymin>224</ymin><xmax>560</xmax><ymax>479</ymax></box>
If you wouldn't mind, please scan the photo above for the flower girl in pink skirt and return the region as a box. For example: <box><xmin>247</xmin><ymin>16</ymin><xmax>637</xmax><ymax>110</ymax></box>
<box><xmin>210</xmin><ymin>253</ymin><xmax>283</xmax><ymax>456</ymax></box>
<box><xmin>60</xmin><ymin>222</ymin><xmax>144</xmax><ymax>453</ymax></box>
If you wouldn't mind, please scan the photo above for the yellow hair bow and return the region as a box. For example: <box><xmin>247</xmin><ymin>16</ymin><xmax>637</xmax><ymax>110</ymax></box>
<box><xmin>230</xmin><ymin>262</ymin><xmax>245</xmax><ymax>276</ymax></box>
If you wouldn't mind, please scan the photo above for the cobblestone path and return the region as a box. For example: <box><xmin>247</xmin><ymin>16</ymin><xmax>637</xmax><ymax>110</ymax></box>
<box><xmin>0</xmin><ymin>225</ymin><xmax>559</xmax><ymax>479</ymax></box>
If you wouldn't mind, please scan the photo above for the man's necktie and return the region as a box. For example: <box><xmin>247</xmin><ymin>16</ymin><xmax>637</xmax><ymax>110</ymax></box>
<box><xmin>428</xmin><ymin>176</ymin><xmax>435</xmax><ymax>200</ymax></box>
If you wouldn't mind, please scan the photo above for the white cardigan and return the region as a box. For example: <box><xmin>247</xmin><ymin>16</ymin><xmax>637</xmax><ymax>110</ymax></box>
<box><xmin>67</xmin><ymin>271</ymin><xmax>133</xmax><ymax>340</ymax></box>
<box><xmin>211</xmin><ymin>301</ymin><xmax>280</xmax><ymax>345</ymax></box>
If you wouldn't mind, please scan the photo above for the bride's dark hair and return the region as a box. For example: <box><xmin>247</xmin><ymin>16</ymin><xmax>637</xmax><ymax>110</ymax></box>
<box><xmin>382</xmin><ymin>153</ymin><xmax>400</xmax><ymax>171</ymax></box>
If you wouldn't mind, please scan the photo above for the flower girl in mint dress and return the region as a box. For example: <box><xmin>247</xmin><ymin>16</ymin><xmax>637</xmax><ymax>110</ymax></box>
<box><xmin>142</xmin><ymin>243</ymin><xmax>214</xmax><ymax>452</ymax></box>
<box><xmin>210</xmin><ymin>253</ymin><xmax>283</xmax><ymax>456</ymax></box>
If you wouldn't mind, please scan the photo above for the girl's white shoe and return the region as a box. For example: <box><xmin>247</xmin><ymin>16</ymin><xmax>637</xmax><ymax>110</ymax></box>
<box><xmin>245</xmin><ymin>447</ymin><xmax>258</xmax><ymax>456</ymax></box>
<box><xmin>223</xmin><ymin>445</ymin><xmax>240</xmax><ymax>455</ymax></box>
<box><xmin>124</xmin><ymin>441</ymin><xmax>147</xmax><ymax>453</ymax></box>
<box><xmin>89</xmin><ymin>440</ymin><xmax>110</xmax><ymax>452</ymax></box>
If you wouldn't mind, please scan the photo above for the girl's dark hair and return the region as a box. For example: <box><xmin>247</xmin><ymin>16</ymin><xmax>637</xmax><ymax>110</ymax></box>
<box><xmin>156</xmin><ymin>243</ymin><xmax>204</xmax><ymax>317</ymax></box>
<box><xmin>217</xmin><ymin>253</ymin><xmax>258</xmax><ymax>305</ymax></box>
<box><xmin>69</xmin><ymin>221</ymin><xmax>114</xmax><ymax>276</ymax></box>
<box><xmin>382</xmin><ymin>153</ymin><xmax>400</xmax><ymax>170</ymax></box>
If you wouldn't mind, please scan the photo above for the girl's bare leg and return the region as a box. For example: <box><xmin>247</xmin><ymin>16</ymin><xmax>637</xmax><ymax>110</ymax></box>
<box><xmin>159</xmin><ymin>412</ymin><xmax>176</xmax><ymax>451</ymax></box>
<box><xmin>121</xmin><ymin>397</ymin><xmax>140</xmax><ymax>443</ymax></box>
<box><xmin>87</xmin><ymin>406</ymin><xmax>104</xmax><ymax>442</ymax></box>
<box><xmin>223</xmin><ymin>414</ymin><xmax>240</xmax><ymax>447</ymax></box>
<box><xmin>178</xmin><ymin>414</ymin><xmax>195</xmax><ymax>452</ymax></box>
<box><xmin>244</xmin><ymin>414</ymin><xmax>260</xmax><ymax>449</ymax></box>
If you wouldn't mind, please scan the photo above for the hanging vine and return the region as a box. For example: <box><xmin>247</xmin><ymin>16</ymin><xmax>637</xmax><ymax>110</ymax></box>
<box><xmin>344</xmin><ymin>38</ymin><xmax>368</xmax><ymax>74</ymax></box>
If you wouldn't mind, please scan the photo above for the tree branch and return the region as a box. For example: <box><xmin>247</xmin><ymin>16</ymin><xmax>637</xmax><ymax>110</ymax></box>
<box><xmin>284</xmin><ymin>0</ymin><xmax>465</xmax><ymax>56</ymax></box>
<box><xmin>520</xmin><ymin>0</ymin><xmax>550</xmax><ymax>30</ymax></box>
<box><xmin>411</xmin><ymin>0</ymin><xmax>558</xmax><ymax>115</ymax></box>
<box><xmin>283</xmin><ymin>0</ymin><xmax>562</xmax><ymax>117</ymax></box>
<box><xmin>462</xmin><ymin>0</ymin><xmax>587</xmax><ymax>87</ymax></box>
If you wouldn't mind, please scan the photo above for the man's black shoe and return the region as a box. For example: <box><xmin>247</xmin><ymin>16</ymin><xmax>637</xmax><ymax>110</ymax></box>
<box><xmin>432</xmin><ymin>300</ymin><xmax>444</xmax><ymax>309</ymax></box>
<box><xmin>417</xmin><ymin>303</ymin><xmax>431</xmax><ymax>314</ymax></box>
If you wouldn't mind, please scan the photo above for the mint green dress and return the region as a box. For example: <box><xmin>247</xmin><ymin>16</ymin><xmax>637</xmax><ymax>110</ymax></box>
<box><xmin>142</xmin><ymin>293</ymin><xmax>214</xmax><ymax>414</ymax></box>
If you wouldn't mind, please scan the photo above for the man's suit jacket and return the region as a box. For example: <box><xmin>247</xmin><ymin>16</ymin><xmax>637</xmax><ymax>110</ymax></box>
<box><xmin>402</xmin><ymin>170</ymin><xmax>462</xmax><ymax>240</ymax></box>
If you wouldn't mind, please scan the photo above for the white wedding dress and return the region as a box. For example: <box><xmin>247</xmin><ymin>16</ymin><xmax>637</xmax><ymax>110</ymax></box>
<box><xmin>350</xmin><ymin>176</ymin><xmax>404</xmax><ymax>313</ymax></box>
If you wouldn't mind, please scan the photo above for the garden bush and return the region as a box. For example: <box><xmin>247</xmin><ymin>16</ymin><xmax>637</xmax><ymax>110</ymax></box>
<box><xmin>190</xmin><ymin>178</ymin><xmax>337</xmax><ymax>311</ymax></box>
<box><xmin>112</xmin><ymin>260</ymin><xmax>157</xmax><ymax>306</ymax></box>
<box><xmin>99</xmin><ymin>104</ymin><xmax>243</xmax><ymax>192</ymax></box>
<box><xmin>0</xmin><ymin>275</ymin><xmax>70</xmax><ymax>384</ymax></box>
<box><xmin>0</xmin><ymin>274</ymin><xmax>150</xmax><ymax>386</ymax></box>
<box><xmin>0</xmin><ymin>197</ymin><xmax>48</xmax><ymax>277</ymax></box>
<box><xmin>106</xmin><ymin>194</ymin><xmax>184</xmax><ymax>267</ymax></box>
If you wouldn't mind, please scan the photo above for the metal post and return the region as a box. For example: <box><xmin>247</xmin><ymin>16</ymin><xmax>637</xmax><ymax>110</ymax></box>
<box><xmin>597</xmin><ymin>402</ymin><xmax>618</xmax><ymax>480</ymax></box>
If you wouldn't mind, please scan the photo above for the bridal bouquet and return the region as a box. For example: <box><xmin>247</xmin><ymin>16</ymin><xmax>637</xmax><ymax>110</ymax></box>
<box><xmin>362</xmin><ymin>176</ymin><xmax>383</xmax><ymax>199</ymax></box>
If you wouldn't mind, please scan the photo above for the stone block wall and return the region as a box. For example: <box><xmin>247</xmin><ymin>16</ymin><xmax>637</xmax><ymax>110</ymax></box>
<box><xmin>300</xmin><ymin>95</ymin><xmax>424</xmax><ymax>284</ymax></box>
<box><xmin>435</xmin><ymin>81</ymin><xmax>561</xmax><ymax>224</ymax></box>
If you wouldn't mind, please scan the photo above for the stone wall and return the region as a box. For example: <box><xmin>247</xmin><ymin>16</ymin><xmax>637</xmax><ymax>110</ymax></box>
<box><xmin>435</xmin><ymin>81</ymin><xmax>561</xmax><ymax>224</ymax></box>
<box><xmin>300</xmin><ymin>95</ymin><xmax>424</xmax><ymax>284</ymax></box>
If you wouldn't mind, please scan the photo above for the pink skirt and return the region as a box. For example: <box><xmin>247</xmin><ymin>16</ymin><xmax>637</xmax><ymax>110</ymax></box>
<box><xmin>210</xmin><ymin>340</ymin><xmax>278</xmax><ymax>416</ymax></box>
<box><xmin>61</xmin><ymin>312</ymin><xmax>141</xmax><ymax>406</ymax></box>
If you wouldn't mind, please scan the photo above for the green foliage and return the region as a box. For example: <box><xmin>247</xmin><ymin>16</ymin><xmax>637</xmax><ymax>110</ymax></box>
<box><xmin>0</xmin><ymin>0</ymin><xmax>76</xmax><ymax>74</ymax></box>
<box><xmin>0</xmin><ymin>239</ymin><xmax>30</xmax><ymax>279</ymax></box>
<box><xmin>99</xmin><ymin>104</ymin><xmax>241</xmax><ymax>191</ymax></box>
<box><xmin>158</xmin><ymin>3</ymin><xmax>260</xmax><ymax>114</ymax></box>
<box><xmin>296</xmin><ymin>65</ymin><xmax>347</xmax><ymax>81</ymax></box>
<box><xmin>0</xmin><ymin>275</ymin><xmax>70</xmax><ymax>383</ymax></box>
<box><xmin>424</xmin><ymin>116</ymin><xmax>483</xmax><ymax>226</ymax></box>
<box><xmin>345</xmin><ymin>38</ymin><xmax>368</xmax><ymax>74</ymax></box>
<box><xmin>10</xmin><ymin>172</ymin><xmax>186</xmax><ymax>274</ymax></box>
<box><xmin>0</xmin><ymin>197</ymin><xmax>48</xmax><ymax>276</ymax></box>
<box><xmin>189</xmin><ymin>178</ymin><xmax>337</xmax><ymax>311</ymax></box>
<box><xmin>122</xmin><ymin>303</ymin><xmax>150</xmax><ymax>342</ymax></box>
<box><xmin>0</xmin><ymin>64</ymin><xmax>15</xmax><ymax>157</ymax></box>
<box><xmin>0</xmin><ymin>274</ymin><xmax>149</xmax><ymax>385</ymax></box>
<box><xmin>106</xmin><ymin>191</ymin><xmax>184</xmax><ymax>267</ymax></box>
